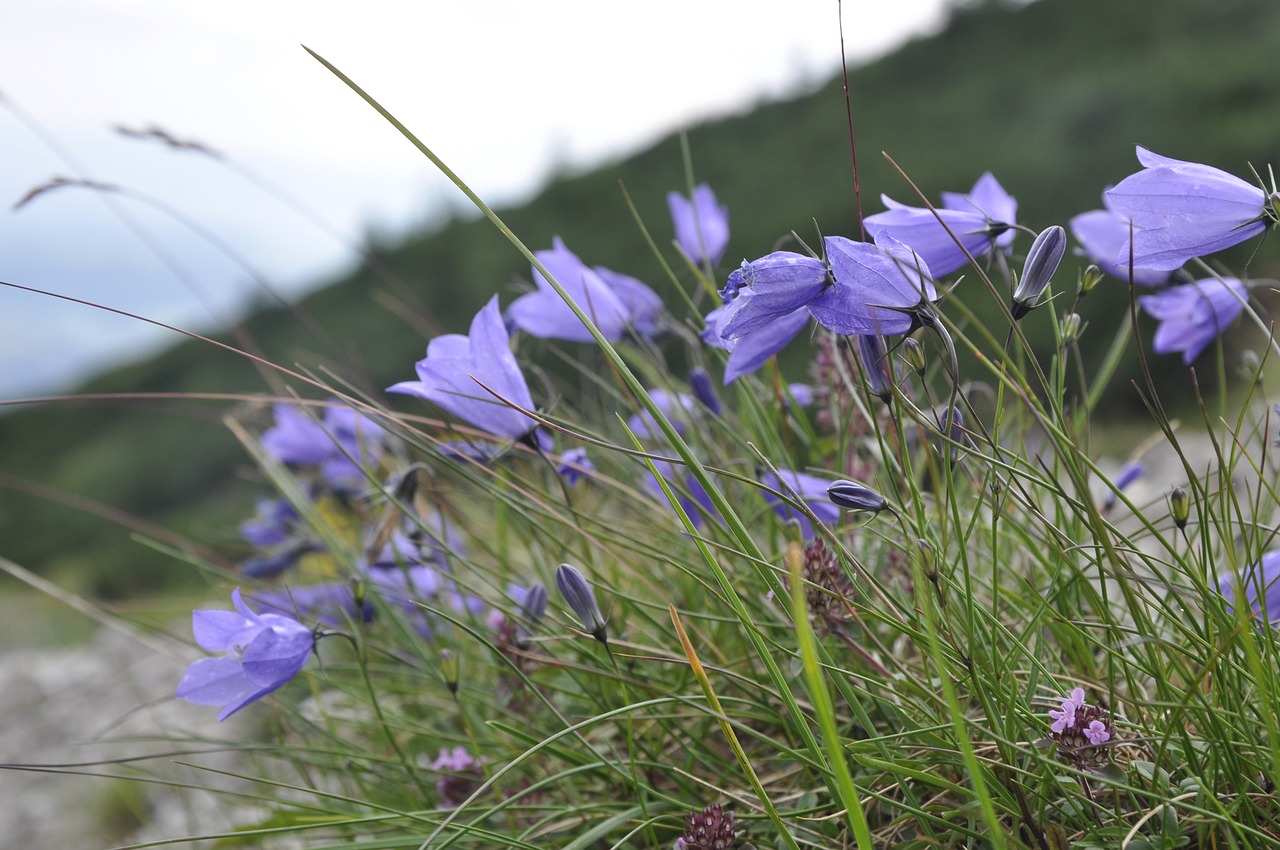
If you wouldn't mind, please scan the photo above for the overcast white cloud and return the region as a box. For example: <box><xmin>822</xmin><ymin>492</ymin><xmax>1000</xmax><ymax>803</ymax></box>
<box><xmin>0</xmin><ymin>0</ymin><xmax>951</xmax><ymax>398</ymax></box>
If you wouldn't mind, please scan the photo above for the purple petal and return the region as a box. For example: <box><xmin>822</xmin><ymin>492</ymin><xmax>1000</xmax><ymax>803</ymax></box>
<box><xmin>722</xmin><ymin>306</ymin><xmax>810</xmax><ymax>383</ymax></box>
<box><xmin>1070</xmin><ymin>208</ymin><xmax>1171</xmax><ymax>286</ymax></box>
<box><xmin>719</xmin><ymin>252</ymin><xmax>828</xmax><ymax>338</ymax></box>
<box><xmin>808</xmin><ymin>236</ymin><xmax>935</xmax><ymax>335</ymax></box>
<box><xmin>1106</xmin><ymin>147</ymin><xmax>1266</xmax><ymax>271</ymax></box>
<box><xmin>669</xmin><ymin>184</ymin><xmax>730</xmax><ymax>266</ymax></box>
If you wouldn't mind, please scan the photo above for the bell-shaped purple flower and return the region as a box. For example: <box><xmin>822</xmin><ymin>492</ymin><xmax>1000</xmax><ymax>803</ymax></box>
<box><xmin>507</xmin><ymin>237</ymin><xmax>662</xmax><ymax>342</ymax></box>
<box><xmin>669</xmin><ymin>184</ymin><xmax>730</xmax><ymax>266</ymax></box>
<box><xmin>808</xmin><ymin>236</ymin><xmax>938</xmax><ymax>335</ymax></box>
<box><xmin>941</xmin><ymin>172</ymin><xmax>1019</xmax><ymax>250</ymax></box>
<box><xmin>689</xmin><ymin>367</ymin><xmax>721</xmax><ymax>414</ymax></box>
<box><xmin>643</xmin><ymin>459</ymin><xmax>718</xmax><ymax>530</ymax></box>
<box><xmin>1105</xmin><ymin>146</ymin><xmax>1278</xmax><ymax>272</ymax></box>
<box><xmin>389</xmin><ymin>296</ymin><xmax>542</xmax><ymax>442</ymax></box>
<box><xmin>1138</xmin><ymin>276</ymin><xmax>1247</xmax><ymax>364</ymax></box>
<box><xmin>866</xmin><ymin>173</ymin><xmax>1017</xmax><ymax>276</ymax></box>
<box><xmin>556</xmin><ymin>447</ymin><xmax>593</xmax><ymax>487</ymax></box>
<box><xmin>177</xmin><ymin>588</ymin><xmax>315</xmax><ymax>720</ymax></box>
<box><xmin>760</xmin><ymin>469</ymin><xmax>841</xmax><ymax>540</ymax></box>
<box><xmin>261</xmin><ymin>403</ymin><xmax>387</xmax><ymax>487</ymax></box>
<box><xmin>626</xmin><ymin>388</ymin><xmax>698</xmax><ymax>439</ymax></box>
<box><xmin>1219</xmin><ymin>550</ymin><xmax>1280</xmax><ymax>622</ymax></box>
<box><xmin>1070</xmin><ymin>206</ymin><xmax>1171</xmax><ymax>286</ymax></box>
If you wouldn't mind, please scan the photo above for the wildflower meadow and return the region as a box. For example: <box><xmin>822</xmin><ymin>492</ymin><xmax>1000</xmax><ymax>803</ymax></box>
<box><xmin>8</xmin><ymin>11</ymin><xmax>1280</xmax><ymax>850</ymax></box>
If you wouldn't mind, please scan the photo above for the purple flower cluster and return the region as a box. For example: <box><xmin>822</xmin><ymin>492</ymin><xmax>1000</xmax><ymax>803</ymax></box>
<box><xmin>262</xmin><ymin>403</ymin><xmax>388</xmax><ymax>489</ymax></box>
<box><xmin>1046</xmin><ymin>686</ymin><xmax>1114</xmax><ymax>769</ymax></box>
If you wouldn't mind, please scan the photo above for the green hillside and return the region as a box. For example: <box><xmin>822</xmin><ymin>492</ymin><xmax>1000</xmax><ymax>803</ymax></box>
<box><xmin>3</xmin><ymin>0</ymin><xmax>1279</xmax><ymax>595</ymax></box>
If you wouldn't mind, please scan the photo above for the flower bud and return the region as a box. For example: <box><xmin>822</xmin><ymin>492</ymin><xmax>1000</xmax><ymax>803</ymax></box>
<box><xmin>826</xmin><ymin>480</ymin><xmax>888</xmax><ymax>514</ymax></box>
<box><xmin>902</xmin><ymin>337</ymin><xmax>927</xmax><ymax>376</ymax></box>
<box><xmin>1061</xmin><ymin>312</ymin><xmax>1083</xmax><ymax>343</ymax></box>
<box><xmin>854</xmin><ymin>334</ymin><xmax>894</xmax><ymax>402</ymax></box>
<box><xmin>1012</xmin><ymin>225</ymin><xmax>1066</xmax><ymax>319</ymax></box>
<box><xmin>439</xmin><ymin>648</ymin><xmax>459</xmax><ymax>695</ymax></box>
<box><xmin>916</xmin><ymin>538</ymin><xmax>938</xmax><ymax>581</ymax></box>
<box><xmin>1169</xmin><ymin>486</ymin><xmax>1190</xmax><ymax>530</ymax></box>
<box><xmin>689</xmin><ymin>367</ymin><xmax>722</xmax><ymax>415</ymax></box>
<box><xmin>555</xmin><ymin>563</ymin><xmax>608</xmax><ymax>645</ymax></box>
<box><xmin>1080</xmin><ymin>264</ymin><xmax>1103</xmax><ymax>296</ymax></box>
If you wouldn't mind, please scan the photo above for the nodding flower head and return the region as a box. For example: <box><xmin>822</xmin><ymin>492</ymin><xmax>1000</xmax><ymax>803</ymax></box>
<box><xmin>1105</xmin><ymin>146</ymin><xmax>1274</xmax><ymax>272</ymax></box>
<box><xmin>388</xmin><ymin>296</ymin><xmax>543</xmax><ymax>443</ymax></box>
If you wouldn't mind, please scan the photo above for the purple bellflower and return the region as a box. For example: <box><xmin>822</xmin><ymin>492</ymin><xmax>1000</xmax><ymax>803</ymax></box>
<box><xmin>556</xmin><ymin>447</ymin><xmax>593</xmax><ymax>487</ymax></box>
<box><xmin>1105</xmin><ymin>146</ymin><xmax>1279</xmax><ymax>271</ymax></box>
<box><xmin>507</xmin><ymin>237</ymin><xmax>662</xmax><ymax>342</ymax></box>
<box><xmin>865</xmin><ymin>173</ymin><xmax>1017</xmax><ymax>276</ymax></box>
<box><xmin>669</xmin><ymin>184</ymin><xmax>730</xmax><ymax>266</ymax></box>
<box><xmin>1219</xmin><ymin>550</ymin><xmax>1280</xmax><ymax>623</ymax></box>
<box><xmin>760</xmin><ymin>469</ymin><xmax>840</xmax><ymax>541</ymax></box>
<box><xmin>1138</xmin><ymin>276</ymin><xmax>1247</xmax><ymax>364</ymax></box>
<box><xmin>389</xmin><ymin>296</ymin><xmax>546</xmax><ymax>445</ymax></box>
<box><xmin>1070</xmin><ymin>206</ymin><xmax>1171</xmax><ymax>286</ymax></box>
<box><xmin>688</xmin><ymin>367</ymin><xmax>721</xmax><ymax>414</ymax></box>
<box><xmin>177</xmin><ymin>588</ymin><xmax>314</xmax><ymax>720</ymax></box>
<box><xmin>261</xmin><ymin>403</ymin><xmax>387</xmax><ymax>488</ymax></box>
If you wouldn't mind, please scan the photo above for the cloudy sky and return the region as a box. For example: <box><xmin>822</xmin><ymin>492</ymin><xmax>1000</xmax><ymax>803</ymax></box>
<box><xmin>0</xmin><ymin>0</ymin><xmax>956</xmax><ymax>398</ymax></box>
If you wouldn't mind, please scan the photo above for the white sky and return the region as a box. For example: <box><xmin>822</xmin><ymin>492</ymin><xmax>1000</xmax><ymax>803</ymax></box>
<box><xmin>0</xmin><ymin>0</ymin><xmax>953</xmax><ymax>397</ymax></box>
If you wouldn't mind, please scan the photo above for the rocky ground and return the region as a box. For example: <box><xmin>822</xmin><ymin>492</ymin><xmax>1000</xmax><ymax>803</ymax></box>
<box><xmin>0</xmin><ymin>619</ymin><xmax>257</xmax><ymax>848</ymax></box>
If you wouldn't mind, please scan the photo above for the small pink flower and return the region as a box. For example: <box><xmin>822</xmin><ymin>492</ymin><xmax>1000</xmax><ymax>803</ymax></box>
<box><xmin>1084</xmin><ymin>720</ymin><xmax>1111</xmax><ymax>746</ymax></box>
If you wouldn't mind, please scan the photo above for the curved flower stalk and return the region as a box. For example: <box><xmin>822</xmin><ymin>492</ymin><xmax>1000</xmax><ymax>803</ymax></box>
<box><xmin>389</xmin><ymin>295</ymin><xmax>547</xmax><ymax>446</ymax></box>
<box><xmin>507</xmin><ymin>237</ymin><xmax>662</xmax><ymax>342</ymax></box>
<box><xmin>1138</xmin><ymin>276</ymin><xmax>1247</xmax><ymax>363</ymax></box>
<box><xmin>1069</xmin><ymin>206</ymin><xmax>1171</xmax><ymax>286</ymax></box>
<box><xmin>865</xmin><ymin>172</ymin><xmax>1017</xmax><ymax>276</ymax></box>
<box><xmin>669</xmin><ymin>184</ymin><xmax>730</xmax><ymax>267</ymax></box>
<box><xmin>1105</xmin><ymin>146</ymin><xmax>1279</xmax><ymax>271</ymax></box>
<box><xmin>177</xmin><ymin>588</ymin><xmax>315</xmax><ymax>720</ymax></box>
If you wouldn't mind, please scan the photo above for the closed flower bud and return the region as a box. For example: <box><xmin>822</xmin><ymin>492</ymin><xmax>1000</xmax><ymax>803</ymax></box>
<box><xmin>1012</xmin><ymin>225</ymin><xmax>1066</xmax><ymax>319</ymax></box>
<box><xmin>902</xmin><ymin>337</ymin><xmax>927</xmax><ymax>376</ymax></box>
<box><xmin>439</xmin><ymin>648</ymin><xmax>459</xmax><ymax>695</ymax></box>
<box><xmin>1080</xmin><ymin>264</ymin><xmax>1103</xmax><ymax>296</ymax></box>
<box><xmin>1062</xmin><ymin>312</ymin><xmax>1083</xmax><ymax>343</ymax></box>
<box><xmin>555</xmin><ymin>563</ymin><xmax>608</xmax><ymax>645</ymax></box>
<box><xmin>1169</xmin><ymin>486</ymin><xmax>1190</xmax><ymax>530</ymax></box>
<box><xmin>827</xmin><ymin>480</ymin><xmax>888</xmax><ymax>514</ymax></box>
<box><xmin>916</xmin><ymin>538</ymin><xmax>938</xmax><ymax>581</ymax></box>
